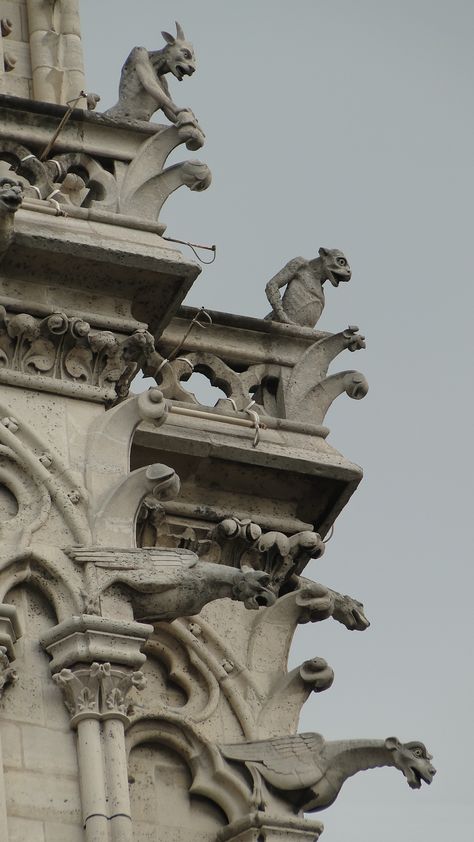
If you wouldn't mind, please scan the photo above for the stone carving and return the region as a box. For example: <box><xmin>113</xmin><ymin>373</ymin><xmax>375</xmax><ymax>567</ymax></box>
<box><xmin>294</xmin><ymin>580</ymin><xmax>370</xmax><ymax>631</ymax></box>
<box><xmin>0</xmin><ymin>306</ymin><xmax>155</xmax><ymax>401</ymax></box>
<box><xmin>53</xmin><ymin>661</ymin><xmax>146</xmax><ymax>726</ymax></box>
<box><xmin>44</xmin><ymin>151</ymin><xmax>118</xmax><ymax>211</ymax></box>
<box><xmin>152</xmin><ymin>324</ymin><xmax>367</xmax><ymax>426</ymax></box>
<box><xmin>105</xmin><ymin>22</ymin><xmax>204</xmax><ymax>141</ymax></box>
<box><xmin>265</xmin><ymin>248</ymin><xmax>351</xmax><ymax>328</ymax></box>
<box><xmin>138</xmin><ymin>514</ymin><xmax>326</xmax><ymax>594</ymax></box>
<box><xmin>0</xmin><ymin>135</ymin><xmax>211</xmax><ymax>227</ymax></box>
<box><xmin>220</xmin><ymin>733</ymin><xmax>435</xmax><ymax>812</ymax></box>
<box><xmin>0</xmin><ymin>176</ymin><xmax>23</xmax><ymax>261</ymax></box>
<box><xmin>0</xmin><ymin>645</ymin><xmax>17</xmax><ymax>699</ymax></box>
<box><xmin>210</xmin><ymin>518</ymin><xmax>325</xmax><ymax>593</ymax></box>
<box><xmin>70</xmin><ymin>546</ymin><xmax>276</xmax><ymax>621</ymax></box>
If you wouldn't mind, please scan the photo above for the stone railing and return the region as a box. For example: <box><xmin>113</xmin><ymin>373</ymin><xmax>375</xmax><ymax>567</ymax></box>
<box><xmin>148</xmin><ymin>305</ymin><xmax>369</xmax><ymax>431</ymax></box>
<box><xmin>0</xmin><ymin>95</ymin><xmax>211</xmax><ymax>232</ymax></box>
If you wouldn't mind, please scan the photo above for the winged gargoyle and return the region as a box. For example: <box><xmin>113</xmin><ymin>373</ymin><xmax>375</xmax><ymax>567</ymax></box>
<box><xmin>70</xmin><ymin>547</ymin><xmax>276</xmax><ymax>621</ymax></box>
<box><xmin>220</xmin><ymin>732</ymin><xmax>435</xmax><ymax>812</ymax></box>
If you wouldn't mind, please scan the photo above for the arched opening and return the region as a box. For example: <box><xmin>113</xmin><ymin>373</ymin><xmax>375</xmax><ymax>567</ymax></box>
<box><xmin>129</xmin><ymin>741</ymin><xmax>226</xmax><ymax>841</ymax></box>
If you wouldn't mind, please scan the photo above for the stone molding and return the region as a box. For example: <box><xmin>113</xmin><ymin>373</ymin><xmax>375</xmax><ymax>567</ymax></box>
<box><xmin>40</xmin><ymin>614</ymin><xmax>153</xmax><ymax>673</ymax></box>
<box><xmin>216</xmin><ymin>811</ymin><xmax>324</xmax><ymax>842</ymax></box>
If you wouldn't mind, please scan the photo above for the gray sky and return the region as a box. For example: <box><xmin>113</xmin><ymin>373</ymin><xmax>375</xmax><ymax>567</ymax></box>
<box><xmin>81</xmin><ymin>2</ymin><xmax>473</xmax><ymax>840</ymax></box>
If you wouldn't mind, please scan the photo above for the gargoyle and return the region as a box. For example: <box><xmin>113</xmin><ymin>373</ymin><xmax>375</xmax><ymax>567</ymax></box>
<box><xmin>265</xmin><ymin>247</ymin><xmax>351</xmax><ymax>329</ymax></box>
<box><xmin>105</xmin><ymin>21</ymin><xmax>204</xmax><ymax>146</ymax></box>
<box><xmin>0</xmin><ymin>177</ymin><xmax>23</xmax><ymax>261</ymax></box>
<box><xmin>220</xmin><ymin>733</ymin><xmax>435</xmax><ymax>813</ymax></box>
<box><xmin>70</xmin><ymin>547</ymin><xmax>276</xmax><ymax>621</ymax></box>
<box><xmin>294</xmin><ymin>580</ymin><xmax>370</xmax><ymax>630</ymax></box>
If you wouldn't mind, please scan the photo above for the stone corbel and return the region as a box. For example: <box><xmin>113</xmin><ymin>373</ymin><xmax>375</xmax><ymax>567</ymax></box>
<box><xmin>256</xmin><ymin>658</ymin><xmax>334</xmax><ymax>737</ymax></box>
<box><xmin>284</xmin><ymin>369</ymin><xmax>369</xmax><ymax>425</ymax></box>
<box><xmin>85</xmin><ymin>387</ymin><xmax>168</xmax><ymax>523</ymax></box>
<box><xmin>90</xmin><ymin>462</ymin><xmax>180</xmax><ymax>547</ymax></box>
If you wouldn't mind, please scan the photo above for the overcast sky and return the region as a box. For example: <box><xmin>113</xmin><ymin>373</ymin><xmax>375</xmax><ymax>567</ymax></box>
<box><xmin>81</xmin><ymin>3</ymin><xmax>473</xmax><ymax>840</ymax></box>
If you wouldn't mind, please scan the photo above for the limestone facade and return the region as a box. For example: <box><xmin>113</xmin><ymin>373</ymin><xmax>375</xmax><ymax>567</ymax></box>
<box><xmin>0</xmin><ymin>4</ymin><xmax>435</xmax><ymax>841</ymax></box>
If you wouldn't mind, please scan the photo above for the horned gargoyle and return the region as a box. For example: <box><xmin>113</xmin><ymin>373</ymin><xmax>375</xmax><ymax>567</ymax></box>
<box><xmin>105</xmin><ymin>21</ymin><xmax>204</xmax><ymax>149</ymax></box>
<box><xmin>265</xmin><ymin>247</ymin><xmax>351</xmax><ymax>329</ymax></box>
<box><xmin>70</xmin><ymin>547</ymin><xmax>276</xmax><ymax>621</ymax></box>
<box><xmin>220</xmin><ymin>732</ymin><xmax>435</xmax><ymax>813</ymax></box>
<box><xmin>0</xmin><ymin>176</ymin><xmax>23</xmax><ymax>262</ymax></box>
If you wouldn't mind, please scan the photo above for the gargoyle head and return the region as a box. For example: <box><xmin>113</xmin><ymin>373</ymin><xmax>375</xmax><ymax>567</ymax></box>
<box><xmin>160</xmin><ymin>22</ymin><xmax>196</xmax><ymax>81</ymax></box>
<box><xmin>233</xmin><ymin>569</ymin><xmax>276</xmax><ymax>610</ymax></box>
<box><xmin>385</xmin><ymin>737</ymin><xmax>436</xmax><ymax>789</ymax></box>
<box><xmin>0</xmin><ymin>177</ymin><xmax>23</xmax><ymax>216</ymax></box>
<box><xmin>319</xmin><ymin>247</ymin><xmax>351</xmax><ymax>288</ymax></box>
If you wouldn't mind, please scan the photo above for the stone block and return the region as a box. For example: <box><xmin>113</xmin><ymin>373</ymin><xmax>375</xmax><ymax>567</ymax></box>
<box><xmin>21</xmin><ymin>724</ymin><xmax>78</xmax><ymax>775</ymax></box>
<box><xmin>44</xmin><ymin>821</ymin><xmax>85</xmax><ymax>842</ymax></box>
<box><xmin>1</xmin><ymin>720</ymin><xmax>22</xmax><ymax>768</ymax></box>
<box><xmin>8</xmin><ymin>816</ymin><xmax>45</xmax><ymax>842</ymax></box>
<box><xmin>5</xmin><ymin>769</ymin><xmax>81</xmax><ymax>823</ymax></box>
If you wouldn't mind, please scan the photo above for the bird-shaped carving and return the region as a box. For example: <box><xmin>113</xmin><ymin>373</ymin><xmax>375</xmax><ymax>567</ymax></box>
<box><xmin>220</xmin><ymin>732</ymin><xmax>435</xmax><ymax>812</ymax></box>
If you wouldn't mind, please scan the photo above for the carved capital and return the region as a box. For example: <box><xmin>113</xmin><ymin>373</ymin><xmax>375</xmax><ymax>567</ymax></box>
<box><xmin>52</xmin><ymin>661</ymin><xmax>146</xmax><ymax>726</ymax></box>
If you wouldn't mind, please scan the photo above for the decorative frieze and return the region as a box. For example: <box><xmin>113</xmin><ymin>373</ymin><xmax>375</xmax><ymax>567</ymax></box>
<box><xmin>0</xmin><ymin>304</ymin><xmax>155</xmax><ymax>401</ymax></box>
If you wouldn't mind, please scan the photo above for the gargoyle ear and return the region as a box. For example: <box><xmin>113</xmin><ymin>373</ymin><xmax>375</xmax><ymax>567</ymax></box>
<box><xmin>175</xmin><ymin>21</ymin><xmax>186</xmax><ymax>40</ymax></box>
<box><xmin>161</xmin><ymin>30</ymin><xmax>176</xmax><ymax>45</ymax></box>
<box><xmin>319</xmin><ymin>247</ymin><xmax>329</xmax><ymax>258</ymax></box>
<box><xmin>385</xmin><ymin>737</ymin><xmax>401</xmax><ymax>751</ymax></box>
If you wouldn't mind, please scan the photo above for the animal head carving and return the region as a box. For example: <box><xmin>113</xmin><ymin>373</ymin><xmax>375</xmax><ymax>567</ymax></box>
<box><xmin>385</xmin><ymin>737</ymin><xmax>436</xmax><ymax>789</ymax></box>
<box><xmin>159</xmin><ymin>21</ymin><xmax>196</xmax><ymax>81</ymax></box>
<box><xmin>232</xmin><ymin>569</ymin><xmax>276</xmax><ymax>610</ymax></box>
<box><xmin>0</xmin><ymin>177</ymin><xmax>23</xmax><ymax>216</ymax></box>
<box><xmin>318</xmin><ymin>247</ymin><xmax>351</xmax><ymax>288</ymax></box>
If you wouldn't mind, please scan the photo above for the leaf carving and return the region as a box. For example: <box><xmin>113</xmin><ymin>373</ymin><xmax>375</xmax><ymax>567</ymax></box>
<box><xmin>23</xmin><ymin>338</ymin><xmax>56</xmax><ymax>373</ymax></box>
<box><xmin>65</xmin><ymin>346</ymin><xmax>93</xmax><ymax>381</ymax></box>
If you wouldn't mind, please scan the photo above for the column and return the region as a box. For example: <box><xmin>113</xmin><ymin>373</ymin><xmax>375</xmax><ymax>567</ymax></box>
<box><xmin>41</xmin><ymin>615</ymin><xmax>153</xmax><ymax>842</ymax></box>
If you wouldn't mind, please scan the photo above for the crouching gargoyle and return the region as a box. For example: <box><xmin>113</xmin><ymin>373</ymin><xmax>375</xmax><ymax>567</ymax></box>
<box><xmin>265</xmin><ymin>247</ymin><xmax>351</xmax><ymax>329</ymax></box>
<box><xmin>0</xmin><ymin>177</ymin><xmax>23</xmax><ymax>262</ymax></box>
<box><xmin>220</xmin><ymin>732</ymin><xmax>435</xmax><ymax>813</ymax></box>
<box><xmin>70</xmin><ymin>546</ymin><xmax>276</xmax><ymax>621</ymax></box>
<box><xmin>105</xmin><ymin>21</ymin><xmax>204</xmax><ymax>149</ymax></box>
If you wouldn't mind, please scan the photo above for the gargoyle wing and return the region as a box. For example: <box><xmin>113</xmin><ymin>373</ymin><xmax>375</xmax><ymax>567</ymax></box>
<box><xmin>221</xmin><ymin>732</ymin><xmax>325</xmax><ymax>788</ymax></box>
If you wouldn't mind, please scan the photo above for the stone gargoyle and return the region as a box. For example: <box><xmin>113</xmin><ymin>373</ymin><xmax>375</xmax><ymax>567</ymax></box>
<box><xmin>70</xmin><ymin>546</ymin><xmax>276</xmax><ymax>621</ymax></box>
<box><xmin>0</xmin><ymin>176</ymin><xmax>23</xmax><ymax>261</ymax></box>
<box><xmin>105</xmin><ymin>21</ymin><xmax>204</xmax><ymax>148</ymax></box>
<box><xmin>265</xmin><ymin>247</ymin><xmax>351</xmax><ymax>329</ymax></box>
<box><xmin>220</xmin><ymin>732</ymin><xmax>435</xmax><ymax>813</ymax></box>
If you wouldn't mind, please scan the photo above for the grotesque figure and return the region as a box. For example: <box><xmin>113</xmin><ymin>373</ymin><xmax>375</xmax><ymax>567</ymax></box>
<box><xmin>220</xmin><ymin>733</ymin><xmax>435</xmax><ymax>812</ymax></box>
<box><xmin>0</xmin><ymin>177</ymin><xmax>23</xmax><ymax>261</ymax></box>
<box><xmin>105</xmin><ymin>21</ymin><xmax>202</xmax><ymax>132</ymax></box>
<box><xmin>265</xmin><ymin>247</ymin><xmax>351</xmax><ymax>329</ymax></box>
